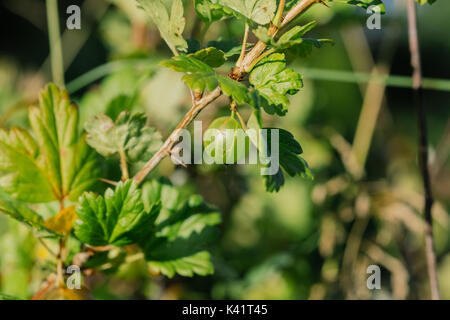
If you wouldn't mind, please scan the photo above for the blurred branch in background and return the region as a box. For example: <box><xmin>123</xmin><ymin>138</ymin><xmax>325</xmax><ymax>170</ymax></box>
<box><xmin>407</xmin><ymin>0</ymin><xmax>440</xmax><ymax>300</ymax></box>
<box><xmin>364</xmin><ymin>241</ymin><xmax>409</xmax><ymax>299</ymax></box>
<box><xmin>329</xmin><ymin>16</ymin><xmax>400</xmax><ymax>297</ymax></box>
<box><xmin>298</xmin><ymin>68</ymin><xmax>450</xmax><ymax>92</ymax></box>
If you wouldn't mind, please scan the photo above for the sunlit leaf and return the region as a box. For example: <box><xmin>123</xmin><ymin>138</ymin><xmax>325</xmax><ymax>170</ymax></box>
<box><xmin>0</xmin><ymin>84</ymin><xmax>99</xmax><ymax>203</ymax></box>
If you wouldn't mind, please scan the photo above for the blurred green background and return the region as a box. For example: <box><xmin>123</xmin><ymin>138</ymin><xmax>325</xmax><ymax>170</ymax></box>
<box><xmin>0</xmin><ymin>0</ymin><xmax>449</xmax><ymax>300</ymax></box>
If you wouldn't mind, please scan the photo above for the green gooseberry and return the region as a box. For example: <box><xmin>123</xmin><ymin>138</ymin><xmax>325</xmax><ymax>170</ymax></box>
<box><xmin>203</xmin><ymin>115</ymin><xmax>249</xmax><ymax>164</ymax></box>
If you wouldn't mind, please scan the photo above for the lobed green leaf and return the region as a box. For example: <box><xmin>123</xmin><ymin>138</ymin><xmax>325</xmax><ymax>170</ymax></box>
<box><xmin>263</xmin><ymin>128</ymin><xmax>313</xmax><ymax>192</ymax></box>
<box><xmin>215</xmin><ymin>0</ymin><xmax>277</xmax><ymax>25</ymax></box>
<box><xmin>140</xmin><ymin>179</ymin><xmax>221</xmax><ymax>277</ymax></box>
<box><xmin>249</xmin><ymin>53</ymin><xmax>303</xmax><ymax>116</ymax></box>
<box><xmin>187</xmin><ymin>47</ymin><xmax>226</xmax><ymax>68</ymax></box>
<box><xmin>0</xmin><ymin>84</ymin><xmax>99</xmax><ymax>203</ymax></box>
<box><xmin>85</xmin><ymin>111</ymin><xmax>162</xmax><ymax>164</ymax></box>
<box><xmin>74</xmin><ymin>180</ymin><xmax>161</xmax><ymax>246</ymax></box>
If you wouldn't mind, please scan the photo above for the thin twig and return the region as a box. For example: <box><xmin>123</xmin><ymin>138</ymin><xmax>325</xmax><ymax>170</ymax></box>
<box><xmin>230</xmin><ymin>100</ymin><xmax>247</xmax><ymax>130</ymax></box>
<box><xmin>406</xmin><ymin>0</ymin><xmax>440</xmax><ymax>300</ymax></box>
<box><xmin>169</xmin><ymin>148</ymin><xmax>188</xmax><ymax>168</ymax></box>
<box><xmin>55</xmin><ymin>199</ymin><xmax>66</xmax><ymax>287</ymax></box>
<box><xmin>31</xmin><ymin>275</ymin><xmax>56</xmax><ymax>300</ymax></box>
<box><xmin>99</xmin><ymin>177</ymin><xmax>119</xmax><ymax>186</ymax></box>
<box><xmin>56</xmin><ymin>237</ymin><xmax>65</xmax><ymax>287</ymax></box>
<box><xmin>37</xmin><ymin>237</ymin><xmax>58</xmax><ymax>258</ymax></box>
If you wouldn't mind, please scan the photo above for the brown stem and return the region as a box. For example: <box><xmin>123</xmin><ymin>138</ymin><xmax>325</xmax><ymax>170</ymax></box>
<box><xmin>133</xmin><ymin>86</ymin><xmax>222</xmax><ymax>183</ymax></box>
<box><xmin>229</xmin><ymin>101</ymin><xmax>247</xmax><ymax>130</ymax></box>
<box><xmin>99</xmin><ymin>177</ymin><xmax>119</xmax><ymax>186</ymax></box>
<box><xmin>407</xmin><ymin>0</ymin><xmax>440</xmax><ymax>300</ymax></box>
<box><xmin>85</xmin><ymin>244</ymin><xmax>114</xmax><ymax>252</ymax></box>
<box><xmin>133</xmin><ymin>0</ymin><xmax>320</xmax><ymax>183</ymax></box>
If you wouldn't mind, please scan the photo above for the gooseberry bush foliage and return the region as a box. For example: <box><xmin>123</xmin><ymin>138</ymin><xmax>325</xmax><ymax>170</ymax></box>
<box><xmin>0</xmin><ymin>0</ymin><xmax>434</xmax><ymax>299</ymax></box>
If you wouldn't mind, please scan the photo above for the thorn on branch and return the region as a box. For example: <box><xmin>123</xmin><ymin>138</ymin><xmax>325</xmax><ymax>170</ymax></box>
<box><xmin>319</xmin><ymin>0</ymin><xmax>329</xmax><ymax>8</ymax></box>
